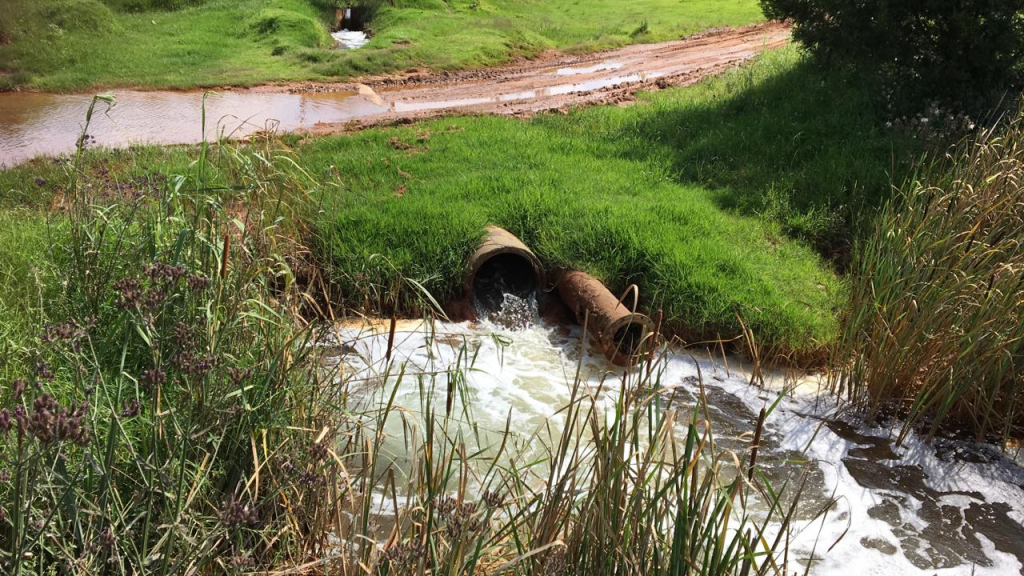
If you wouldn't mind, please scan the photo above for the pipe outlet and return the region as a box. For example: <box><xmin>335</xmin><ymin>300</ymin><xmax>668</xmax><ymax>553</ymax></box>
<box><xmin>464</xmin><ymin>226</ymin><xmax>545</xmax><ymax>312</ymax></box>
<box><xmin>556</xmin><ymin>269</ymin><xmax>652</xmax><ymax>366</ymax></box>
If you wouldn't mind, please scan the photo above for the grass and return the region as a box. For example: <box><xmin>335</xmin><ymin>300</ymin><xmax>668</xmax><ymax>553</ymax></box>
<box><xmin>0</xmin><ymin>100</ymin><xmax>818</xmax><ymax>573</ymax></box>
<box><xmin>832</xmin><ymin>115</ymin><xmax>1024</xmax><ymax>443</ymax></box>
<box><xmin>0</xmin><ymin>48</ymin><xmax>908</xmax><ymax>361</ymax></box>
<box><xmin>0</xmin><ymin>0</ymin><xmax>764</xmax><ymax>91</ymax></box>
<box><xmin>0</xmin><ymin>212</ymin><xmax>53</xmax><ymax>373</ymax></box>
<box><xmin>311</xmin><ymin>0</ymin><xmax>765</xmax><ymax>79</ymax></box>
<box><xmin>0</xmin><ymin>0</ymin><xmax>333</xmax><ymax>91</ymax></box>
<box><xmin>310</xmin><ymin>112</ymin><xmax>844</xmax><ymax>356</ymax></box>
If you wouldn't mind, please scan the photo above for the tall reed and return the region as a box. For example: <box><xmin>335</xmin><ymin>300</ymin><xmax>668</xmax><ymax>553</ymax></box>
<box><xmin>832</xmin><ymin>114</ymin><xmax>1024</xmax><ymax>443</ymax></box>
<box><xmin>0</xmin><ymin>102</ymin><xmax>814</xmax><ymax>574</ymax></box>
<box><xmin>0</xmin><ymin>96</ymin><xmax>334</xmax><ymax>573</ymax></box>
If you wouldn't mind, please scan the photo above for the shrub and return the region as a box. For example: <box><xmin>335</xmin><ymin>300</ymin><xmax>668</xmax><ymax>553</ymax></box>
<box><xmin>760</xmin><ymin>0</ymin><xmax>1024</xmax><ymax>113</ymax></box>
<box><xmin>833</xmin><ymin>113</ymin><xmax>1024</xmax><ymax>442</ymax></box>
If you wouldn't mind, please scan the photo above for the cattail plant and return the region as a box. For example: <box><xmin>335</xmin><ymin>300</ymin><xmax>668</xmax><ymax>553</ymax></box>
<box><xmin>832</xmin><ymin>112</ymin><xmax>1024</xmax><ymax>443</ymax></box>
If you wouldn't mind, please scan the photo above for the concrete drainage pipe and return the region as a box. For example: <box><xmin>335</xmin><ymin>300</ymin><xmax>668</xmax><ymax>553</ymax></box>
<box><xmin>556</xmin><ymin>269</ymin><xmax>653</xmax><ymax>366</ymax></box>
<box><xmin>463</xmin><ymin>226</ymin><xmax>545</xmax><ymax>312</ymax></box>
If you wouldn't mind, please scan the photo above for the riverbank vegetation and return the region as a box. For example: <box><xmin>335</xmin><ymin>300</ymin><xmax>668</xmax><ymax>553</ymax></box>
<box><xmin>764</xmin><ymin>0</ymin><xmax>1024</xmax><ymax>441</ymax></box>
<box><xmin>0</xmin><ymin>0</ymin><xmax>764</xmax><ymax>92</ymax></box>
<box><xmin>0</xmin><ymin>48</ymin><xmax>909</xmax><ymax>362</ymax></box>
<box><xmin>0</xmin><ymin>96</ymin><xmax>816</xmax><ymax>573</ymax></box>
<box><xmin>833</xmin><ymin>119</ymin><xmax>1024</xmax><ymax>442</ymax></box>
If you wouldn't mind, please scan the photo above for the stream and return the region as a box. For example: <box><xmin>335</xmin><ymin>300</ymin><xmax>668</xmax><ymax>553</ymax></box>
<box><xmin>325</xmin><ymin>312</ymin><xmax>1024</xmax><ymax>575</ymax></box>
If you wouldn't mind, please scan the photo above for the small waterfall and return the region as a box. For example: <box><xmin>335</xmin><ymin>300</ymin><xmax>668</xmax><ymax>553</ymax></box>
<box><xmin>472</xmin><ymin>270</ymin><xmax>539</xmax><ymax>331</ymax></box>
<box><xmin>470</xmin><ymin>252</ymin><xmax>540</xmax><ymax>331</ymax></box>
<box><xmin>478</xmin><ymin>291</ymin><xmax>539</xmax><ymax>331</ymax></box>
<box><xmin>332</xmin><ymin>29</ymin><xmax>369</xmax><ymax>50</ymax></box>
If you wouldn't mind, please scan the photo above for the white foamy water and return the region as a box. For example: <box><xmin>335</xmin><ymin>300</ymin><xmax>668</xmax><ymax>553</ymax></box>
<box><xmin>332</xmin><ymin>29</ymin><xmax>369</xmax><ymax>49</ymax></box>
<box><xmin>324</xmin><ymin>318</ymin><xmax>1024</xmax><ymax>575</ymax></box>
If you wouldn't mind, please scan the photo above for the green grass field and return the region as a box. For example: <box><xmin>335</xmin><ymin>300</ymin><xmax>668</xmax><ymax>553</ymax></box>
<box><xmin>313</xmin><ymin>0</ymin><xmax>765</xmax><ymax>78</ymax></box>
<box><xmin>0</xmin><ymin>0</ymin><xmax>764</xmax><ymax>91</ymax></box>
<box><xmin>0</xmin><ymin>49</ymin><xmax>908</xmax><ymax>359</ymax></box>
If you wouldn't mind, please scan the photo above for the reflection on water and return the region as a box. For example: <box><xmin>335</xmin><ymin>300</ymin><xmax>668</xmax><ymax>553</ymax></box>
<box><xmin>326</xmin><ymin>318</ymin><xmax>1024</xmax><ymax>575</ymax></box>
<box><xmin>0</xmin><ymin>90</ymin><xmax>388</xmax><ymax>167</ymax></box>
<box><xmin>0</xmin><ymin>72</ymin><xmax>662</xmax><ymax>165</ymax></box>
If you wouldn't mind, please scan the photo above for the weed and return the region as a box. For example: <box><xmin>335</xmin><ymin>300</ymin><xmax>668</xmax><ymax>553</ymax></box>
<box><xmin>631</xmin><ymin>19</ymin><xmax>650</xmax><ymax>38</ymax></box>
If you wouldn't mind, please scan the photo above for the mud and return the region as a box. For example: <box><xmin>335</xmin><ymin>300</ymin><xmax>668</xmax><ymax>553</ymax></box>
<box><xmin>305</xmin><ymin>22</ymin><xmax>789</xmax><ymax>131</ymax></box>
<box><xmin>0</xmin><ymin>23</ymin><xmax>789</xmax><ymax>166</ymax></box>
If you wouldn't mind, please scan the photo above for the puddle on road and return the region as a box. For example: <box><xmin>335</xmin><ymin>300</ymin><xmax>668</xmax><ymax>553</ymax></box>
<box><xmin>0</xmin><ymin>67</ymin><xmax>668</xmax><ymax>165</ymax></box>
<box><xmin>0</xmin><ymin>90</ymin><xmax>387</xmax><ymax>166</ymax></box>
<box><xmin>388</xmin><ymin>73</ymin><xmax>659</xmax><ymax>112</ymax></box>
<box><xmin>326</xmin><ymin>318</ymin><xmax>1024</xmax><ymax>575</ymax></box>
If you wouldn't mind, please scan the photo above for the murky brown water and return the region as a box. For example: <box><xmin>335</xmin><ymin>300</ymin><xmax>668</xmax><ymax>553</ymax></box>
<box><xmin>0</xmin><ymin>90</ymin><xmax>387</xmax><ymax>167</ymax></box>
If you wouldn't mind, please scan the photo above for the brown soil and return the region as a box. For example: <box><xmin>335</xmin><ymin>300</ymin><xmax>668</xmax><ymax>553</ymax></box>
<box><xmin>291</xmin><ymin>22</ymin><xmax>790</xmax><ymax>136</ymax></box>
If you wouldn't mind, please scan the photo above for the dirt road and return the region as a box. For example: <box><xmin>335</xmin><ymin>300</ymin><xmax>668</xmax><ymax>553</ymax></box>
<box><xmin>303</xmin><ymin>22</ymin><xmax>790</xmax><ymax>133</ymax></box>
<box><xmin>0</xmin><ymin>23</ymin><xmax>789</xmax><ymax>165</ymax></box>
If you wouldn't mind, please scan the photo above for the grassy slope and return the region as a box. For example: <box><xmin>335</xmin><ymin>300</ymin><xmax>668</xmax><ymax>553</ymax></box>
<box><xmin>0</xmin><ymin>0</ymin><xmax>763</xmax><ymax>91</ymax></box>
<box><xmin>315</xmin><ymin>0</ymin><xmax>764</xmax><ymax>77</ymax></box>
<box><xmin>309</xmin><ymin>47</ymin><xmax>905</xmax><ymax>354</ymax></box>
<box><xmin>0</xmin><ymin>0</ymin><xmax>330</xmax><ymax>91</ymax></box>
<box><xmin>0</xmin><ymin>49</ymin><xmax>905</xmax><ymax>357</ymax></box>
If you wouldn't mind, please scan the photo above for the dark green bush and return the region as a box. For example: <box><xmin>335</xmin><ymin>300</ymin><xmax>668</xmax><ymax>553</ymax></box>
<box><xmin>761</xmin><ymin>0</ymin><xmax>1024</xmax><ymax>112</ymax></box>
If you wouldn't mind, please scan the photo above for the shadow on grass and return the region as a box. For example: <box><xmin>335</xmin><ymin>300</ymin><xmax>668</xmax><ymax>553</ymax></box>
<box><xmin>0</xmin><ymin>47</ymin><xmax>910</xmax><ymax>359</ymax></box>
<box><xmin>603</xmin><ymin>49</ymin><xmax>913</xmax><ymax>256</ymax></box>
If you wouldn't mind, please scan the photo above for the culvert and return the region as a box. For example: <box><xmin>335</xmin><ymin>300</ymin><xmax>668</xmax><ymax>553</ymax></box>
<box><xmin>464</xmin><ymin>226</ymin><xmax>545</xmax><ymax>312</ymax></box>
<box><xmin>556</xmin><ymin>269</ymin><xmax>653</xmax><ymax>366</ymax></box>
<box><xmin>334</xmin><ymin>6</ymin><xmax>367</xmax><ymax>31</ymax></box>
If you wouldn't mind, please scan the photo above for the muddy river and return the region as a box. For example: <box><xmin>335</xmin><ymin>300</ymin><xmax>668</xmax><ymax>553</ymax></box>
<box><xmin>0</xmin><ymin>23</ymin><xmax>789</xmax><ymax>167</ymax></box>
<box><xmin>326</xmin><ymin>309</ymin><xmax>1024</xmax><ymax>575</ymax></box>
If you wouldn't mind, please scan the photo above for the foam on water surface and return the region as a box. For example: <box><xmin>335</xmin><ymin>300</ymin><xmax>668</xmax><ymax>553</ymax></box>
<box><xmin>324</xmin><ymin>317</ymin><xmax>1024</xmax><ymax>575</ymax></box>
<box><xmin>332</xmin><ymin>29</ymin><xmax>369</xmax><ymax>49</ymax></box>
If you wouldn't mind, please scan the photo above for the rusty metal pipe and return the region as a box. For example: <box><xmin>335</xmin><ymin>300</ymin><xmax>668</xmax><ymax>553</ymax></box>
<box><xmin>463</xmin><ymin>226</ymin><xmax>544</xmax><ymax>312</ymax></box>
<box><xmin>556</xmin><ymin>269</ymin><xmax>653</xmax><ymax>366</ymax></box>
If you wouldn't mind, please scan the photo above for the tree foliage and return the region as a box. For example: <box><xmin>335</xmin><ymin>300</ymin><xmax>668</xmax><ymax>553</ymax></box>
<box><xmin>761</xmin><ymin>0</ymin><xmax>1024</xmax><ymax>111</ymax></box>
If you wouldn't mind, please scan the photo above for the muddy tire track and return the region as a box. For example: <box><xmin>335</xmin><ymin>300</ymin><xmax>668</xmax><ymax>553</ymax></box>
<box><xmin>296</xmin><ymin>22</ymin><xmax>790</xmax><ymax>136</ymax></box>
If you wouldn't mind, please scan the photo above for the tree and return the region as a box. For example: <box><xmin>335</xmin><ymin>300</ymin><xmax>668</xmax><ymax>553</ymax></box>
<box><xmin>761</xmin><ymin>0</ymin><xmax>1024</xmax><ymax>112</ymax></box>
